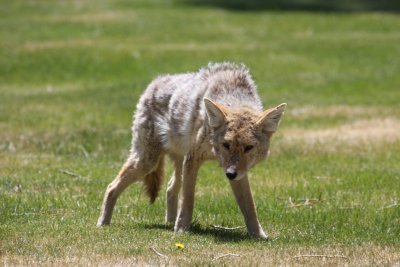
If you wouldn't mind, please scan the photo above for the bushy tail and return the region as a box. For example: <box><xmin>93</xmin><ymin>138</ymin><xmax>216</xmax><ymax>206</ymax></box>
<box><xmin>143</xmin><ymin>156</ymin><xmax>165</xmax><ymax>204</ymax></box>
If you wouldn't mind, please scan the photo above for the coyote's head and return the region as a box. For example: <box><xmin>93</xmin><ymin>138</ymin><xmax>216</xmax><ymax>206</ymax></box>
<box><xmin>204</xmin><ymin>98</ymin><xmax>286</xmax><ymax>181</ymax></box>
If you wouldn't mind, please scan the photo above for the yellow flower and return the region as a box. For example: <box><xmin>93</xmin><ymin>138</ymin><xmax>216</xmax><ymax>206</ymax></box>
<box><xmin>175</xmin><ymin>243</ymin><xmax>184</xmax><ymax>249</ymax></box>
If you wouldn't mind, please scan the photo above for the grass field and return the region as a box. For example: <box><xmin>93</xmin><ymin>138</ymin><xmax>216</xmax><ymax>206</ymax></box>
<box><xmin>1</xmin><ymin>0</ymin><xmax>400</xmax><ymax>265</ymax></box>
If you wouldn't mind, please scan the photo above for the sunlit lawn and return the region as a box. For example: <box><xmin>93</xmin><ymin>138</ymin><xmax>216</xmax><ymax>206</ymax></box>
<box><xmin>1</xmin><ymin>0</ymin><xmax>399</xmax><ymax>265</ymax></box>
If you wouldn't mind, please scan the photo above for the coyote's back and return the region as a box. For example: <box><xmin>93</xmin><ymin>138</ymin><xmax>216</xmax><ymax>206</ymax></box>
<box><xmin>133</xmin><ymin>63</ymin><xmax>264</xmax><ymax>156</ymax></box>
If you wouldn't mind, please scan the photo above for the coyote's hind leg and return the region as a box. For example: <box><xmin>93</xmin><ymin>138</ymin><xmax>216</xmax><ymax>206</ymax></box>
<box><xmin>97</xmin><ymin>153</ymin><xmax>161</xmax><ymax>226</ymax></box>
<box><xmin>166</xmin><ymin>156</ymin><xmax>183</xmax><ymax>224</ymax></box>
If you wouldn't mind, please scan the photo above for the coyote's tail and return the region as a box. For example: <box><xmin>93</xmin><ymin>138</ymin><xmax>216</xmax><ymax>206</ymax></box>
<box><xmin>143</xmin><ymin>156</ymin><xmax>165</xmax><ymax>204</ymax></box>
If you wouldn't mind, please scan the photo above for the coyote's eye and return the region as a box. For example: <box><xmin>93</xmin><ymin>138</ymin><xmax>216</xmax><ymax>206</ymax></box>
<box><xmin>244</xmin><ymin>145</ymin><xmax>254</xmax><ymax>153</ymax></box>
<box><xmin>223</xmin><ymin>142</ymin><xmax>230</xmax><ymax>150</ymax></box>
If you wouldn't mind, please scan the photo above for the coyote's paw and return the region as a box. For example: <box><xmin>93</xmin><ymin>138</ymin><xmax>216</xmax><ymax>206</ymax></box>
<box><xmin>174</xmin><ymin>224</ymin><xmax>190</xmax><ymax>233</ymax></box>
<box><xmin>174</xmin><ymin>220</ymin><xmax>191</xmax><ymax>233</ymax></box>
<box><xmin>96</xmin><ymin>217</ymin><xmax>110</xmax><ymax>227</ymax></box>
<box><xmin>248</xmin><ymin>228</ymin><xmax>269</xmax><ymax>240</ymax></box>
<box><xmin>254</xmin><ymin>231</ymin><xmax>269</xmax><ymax>240</ymax></box>
<box><xmin>174</xmin><ymin>212</ymin><xmax>192</xmax><ymax>233</ymax></box>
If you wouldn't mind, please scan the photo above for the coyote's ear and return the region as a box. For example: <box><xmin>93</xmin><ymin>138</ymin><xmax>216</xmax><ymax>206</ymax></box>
<box><xmin>204</xmin><ymin>98</ymin><xmax>228</xmax><ymax>128</ymax></box>
<box><xmin>256</xmin><ymin>103</ymin><xmax>287</xmax><ymax>132</ymax></box>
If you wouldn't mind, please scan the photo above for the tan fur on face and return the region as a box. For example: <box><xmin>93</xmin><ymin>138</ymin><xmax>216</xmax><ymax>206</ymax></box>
<box><xmin>223</xmin><ymin>110</ymin><xmax>259</xmax><ymax>178</ymax></box>
<box><xmin>210</xmin><ymin>107</ymin><xmax>277</xmax><ymax>180</ymax></box>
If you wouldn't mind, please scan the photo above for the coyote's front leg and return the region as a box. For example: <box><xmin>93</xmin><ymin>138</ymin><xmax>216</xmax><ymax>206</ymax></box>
<box><xmin>230</xmin><ymin>176</ymin><xmax>268</xmax><ymax>239</ymax></box>
<box><xmin>174</xmin><ymin>152</ymin><xmax>202</xmax><ymax>233</ymax></box>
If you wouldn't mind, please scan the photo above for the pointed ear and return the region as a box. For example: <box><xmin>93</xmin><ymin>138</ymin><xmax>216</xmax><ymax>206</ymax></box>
<box><xmin>204</xmin><ymin>98</ymin><xmax>228</xmax><ymax>128</ymax></box>
<box><xmin>256</xmin><ymin>103</ymin><xmax>287</xmax><ymax>132</ymax></box>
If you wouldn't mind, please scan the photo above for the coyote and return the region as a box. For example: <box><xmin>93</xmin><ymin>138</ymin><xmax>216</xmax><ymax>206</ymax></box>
<box><xmin>97</xmin><ymin>62</ymin><xmax>286</xmax><ymax>239</ymax></box>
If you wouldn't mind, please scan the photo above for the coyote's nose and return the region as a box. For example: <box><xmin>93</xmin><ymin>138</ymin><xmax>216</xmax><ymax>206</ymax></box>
<box><xmin>226</xmin><ymin>171</ymin><xmax>237</xmax><ymax>180</ymax></box>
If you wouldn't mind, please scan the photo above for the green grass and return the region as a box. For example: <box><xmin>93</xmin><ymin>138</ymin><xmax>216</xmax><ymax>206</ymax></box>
<box><xmin>1</xmin><ymin>0</ymin><xmax>400</xmax><ymax>265</ymax></box>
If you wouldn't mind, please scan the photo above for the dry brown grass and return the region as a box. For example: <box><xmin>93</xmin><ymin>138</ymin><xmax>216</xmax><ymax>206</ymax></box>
<box><xmin>37</xmin><ymin>11</ymin><xmax>135</xmax><ymax>23</ymax></box>
<box><xmin>21</xmin><ymin>39</ymin><xmax>259</xmax><ymax>52</ymax></box>
<box><xmin>284</xmin><ymin>117</ymin><xmax>400</xmax><ymax>147</ymax></box>
<box><xmin>22</xmin><ymin>39</ymin><xmax>98</xmax><ymax>52</ymax></box>
<box><xmin>2</xmin><ymin>244</ymin><xmax>399</xmax><ymax>266</ymax></box>
<box><xmin>280</xmin><ymin>105</ymin><xmax>400</xmax><ymax>153</ymax></box>
<box><xmin>289</xmin><ymin>105</ymin><xmax>389</xmax><ymax>119</ymax></box>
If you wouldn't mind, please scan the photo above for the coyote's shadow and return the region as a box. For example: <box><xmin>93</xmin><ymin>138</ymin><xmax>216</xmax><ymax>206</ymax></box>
<box><xmin>143</xmin><ymin>223</ymin><xmax>256</xmax><ymax>242</ymax></box>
